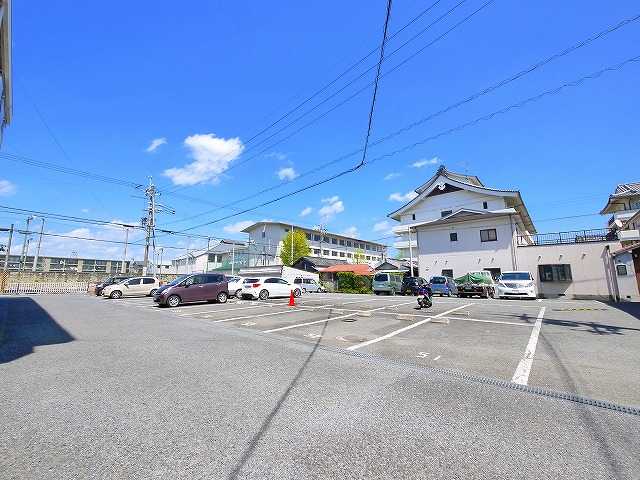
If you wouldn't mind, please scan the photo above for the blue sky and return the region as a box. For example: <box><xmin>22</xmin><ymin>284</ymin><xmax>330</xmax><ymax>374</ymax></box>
<box><xmin>1</xmin><ymin>1</ymin><xmax>639</xmax><ymax>263</ymax></box>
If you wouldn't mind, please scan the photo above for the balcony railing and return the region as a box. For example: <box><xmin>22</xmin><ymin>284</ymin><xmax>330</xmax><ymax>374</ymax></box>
<box><xmin>517</xmin><ymin>228</ymin><xmax>617</xmax><ymax>246</ymax></box>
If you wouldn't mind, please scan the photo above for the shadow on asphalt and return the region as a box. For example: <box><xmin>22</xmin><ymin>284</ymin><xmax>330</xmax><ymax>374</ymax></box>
<box><xmin>604</xmin><ymin>301</ymin><xmax>640</xmax><ymax>321</ymax></box>
<box><xmin>0</xmin><ymin>297</ymin><xmax>75</xmax><ymax>363</ymax></box>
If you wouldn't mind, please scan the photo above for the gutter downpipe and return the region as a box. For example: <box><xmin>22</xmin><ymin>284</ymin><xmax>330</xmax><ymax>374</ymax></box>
<box><xmin>509</xmin><ymin>214</ymin><xmax>518</xmax><ymax>270</ymax></box>
<box><xmin>605</xmin><ymin>245</ymin><xmax>620</xmax><ymax>301</ymax></box>
<box><xmin>408</xmin><ymin>225</ymin><xmax>413</xmax><ymax>276</ymax></box>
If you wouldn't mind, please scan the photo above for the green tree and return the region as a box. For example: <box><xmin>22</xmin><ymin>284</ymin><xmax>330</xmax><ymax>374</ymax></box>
<box><xmin>280</xmin><ymin>230</ymin><xmax>311</xmax><ymax>266</ymax></box>
<box><xmin>353</xmin><ymin>248</ymin><xmax>366</xmax><ymax>263</ymax></box>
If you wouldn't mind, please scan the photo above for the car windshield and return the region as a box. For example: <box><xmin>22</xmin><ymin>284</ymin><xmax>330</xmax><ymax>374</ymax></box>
<box><xmin>166</xmin><ymin>274</ymin><xmax>193</xmax><ymax>286</ymax></box>
<box><xmin>430</xmin><ymin>277</ymin><xmax>446</xmax><ymax>284</ymax></box>
<box><xmin>501</xmin><ymin>272</ymin><xmax>532</xmax><ymax>281</ymax></box>
<box><xmin>404</xmin><ymin>278</ymin><xmax>419</xmax><ymax>285</ymax></box>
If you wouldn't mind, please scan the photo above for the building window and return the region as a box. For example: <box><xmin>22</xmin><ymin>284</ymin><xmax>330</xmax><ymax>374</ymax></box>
<box><xmin>313</xmin><ymin>249</ymin><xmax>320</xmax><ymax>254</ymax></box>
<box><xmin>339</xmin><ymin>252</ymin><xmax>345</xmax><ymax>257</ymax></box>
<box><xmin>450</xmin><ymin>232</ymin><xmax>458</xmax><ymax>242</ymax></box>
<box><xmin>441</xmin><ymin>269</ymin><xmax>453</xmax><ymax>277</ymax></box>
<box><xmin>261</xmin><ymin>230</ymin><xmax>266</xmax><ymax>238</ymax></box>
<box><xmin>314</xmin><ymin>234</ymin><xmax>320</xmax><ymax>241</ymax></box>
<box><xmin>331</xmin><ymin>238</ymin><xmax>338</xmax><ymax>245</ymax></box>
<box><xmin>441</xmin><ymin>210</ymin><xmax>452</xmax><ymax>217</ymax></box>
<box><xmin>616</xmin><ymin>264</ymin><xmax>627</xmax><ymax>275</ymax></box>
<box><xmin>347</xmin><ymin>253</ymin><xmax>353</xmax><ymax>258</ymax></box>
<box><xmin>366</xmin><ymin>244</ymin><xmax>371</xmax><ymax>251</ymax></box>
<box><xmin>347</xmin><ymin>241</ymin><xmax>352</xmax><ymax>247</ymax></box>
<box><xmin>412</xmin><ymin>214</ymin><xmax>416</xmax><ymax>221</ymax></box>
<box><xmin>480</xmin><ymin>228</ymin><xmax>497</xmax><ymax>242</ymax></box>
<box><xmin>323</xmin><ymin>250</ymin><xmax>329</xmax><ymax>255</ymax></box>
<box><xmin>538</xmin><ymin>264</ymin><xmax>573</xmax><ymax>282</ymax></box>
<box><xmin>306</xmin><ymin>233</ymin><xmax>312</xmax><ymax>240</ymax></box>
<box><xmin>339</xmin><ymin>239</ymin><xmax>345</xmax><ymax>246</ymax></box>
<box><xmin>284</xmin><ymin>228</ymin><xmax>289</xmax><ymax>232</ymax></box>
<box><xmin>366</xmin><ymin>256</ymin><xmax>371</xmax><ymax>260</ymax></box>
<box><xmin>331</xmin><ymin>251</ymin><xmax>338</xmax><ymax>256</ymax></box>
<box><xmin>483</xmin><ymin>201</ymin><xmax>488</xmax><ymax>209</ymax></box>
<box><xmin>323</xmin><ymin>236</ymin><xmax>330</xmax><ymax>243</ymax></box>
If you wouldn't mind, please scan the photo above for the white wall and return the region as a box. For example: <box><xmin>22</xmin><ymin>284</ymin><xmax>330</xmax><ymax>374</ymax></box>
<box><xmin>515</xmin><ymin>241</ymin><xmax>622</xmax><ymax>300</ymax></box>
<box><xmin>609</xmin><ymin>251</ymin><xmax>640</xmax><ymax>302</ymax></box>
<box><xmin>401</xmin><ymin>191</ymin><xmax>506</xmax><ymax>224</ymax></box>
<box><xmin>416</xmin><ymin>215</ymin><xmax>517</xmax><ymax>279</ymax></box>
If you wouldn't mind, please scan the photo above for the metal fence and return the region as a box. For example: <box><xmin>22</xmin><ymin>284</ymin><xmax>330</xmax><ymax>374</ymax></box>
<box><xmin>1</xmin><ymin>282</ymin><xmax>89</xmax><ymax>295</ymax></box>
<box><xmin>518</xmin><ymin>228</ymin><xmax>617</xmax><ymax>246</ymax></box>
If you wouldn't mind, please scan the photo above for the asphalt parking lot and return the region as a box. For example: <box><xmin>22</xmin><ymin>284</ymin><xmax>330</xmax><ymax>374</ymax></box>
<box><xmin>115</xmin><ymin>291</ymin><xmax>640</xmax><ymax>409</ymax></box>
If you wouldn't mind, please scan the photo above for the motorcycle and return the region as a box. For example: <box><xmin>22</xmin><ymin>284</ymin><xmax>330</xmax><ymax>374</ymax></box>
<box><xmin>417</xmin><ymin>286</ymin><xmax>432</xmax><ymax>309</ymax></box>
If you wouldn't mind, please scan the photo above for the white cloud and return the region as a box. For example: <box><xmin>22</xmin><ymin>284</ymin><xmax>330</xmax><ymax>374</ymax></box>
<box><xmin>163</xmin><ymin>134</ymin><xmax>244</xmax><ymax>186</ymax></box>
<box><xmin>223</xmin><ymin>220</ymin><xmax>254</xmax><ymax>234</ymax></box>
<box><xmin>411</xmin><ymin>157</ymin><xmax>439</xmax><ymax>168</ymax></box>
<box><xmin>340</xmin><ymin>226</ymin><xmax>358</xmax><ymax>238</ymax></box>
<box><xmin>318</xmin><ymin>200</ymin><xmax>344</xmax><ymax>217</ymax></box>
<box><xmin>373</xmin><ymin>221</ymin><xmax>391</xmax><ymax>232</ymax></box>
<box><xmin>300</xmin><ymin>207</ymin><xmax>312</xmax><ymax>216</ymax></box>
<box><xmin>0</xmin><ymin>180</ymin><xmax>16</xmax><ymax>196</ymax></box>
<box><xmin>389</xmin><ymin>191</ymin><xmax>418</xmax><ymax>202</ymax></box>
<box><xmin>384</xmin><ymin>173</ymin><xmax>401</xmax><ymax>181</ymax></box>
<box><xmin>146</xmin><ymin>138</ymin><xmax>167</xmax><ymax>153</ymax></box>
<box><xmin>277</xmin><ymin>167</ymin><xmax>297</xmax><ymax>180</ymax></box>
<box><xmin>265</xmin><ymin>152</ymin><xmax>288</xmax><ymax>161</ymax></box>
<box><xmin>321</xmin><ymin>195</ymin><xmax>339</xmax><ymax>204</ymax></box>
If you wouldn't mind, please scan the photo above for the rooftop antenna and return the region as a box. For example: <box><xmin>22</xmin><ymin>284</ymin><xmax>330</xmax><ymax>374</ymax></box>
<box><xmin>462</xmin><ymin>161</ymin><xmax>471</xmax><ymax>176</ymax></box>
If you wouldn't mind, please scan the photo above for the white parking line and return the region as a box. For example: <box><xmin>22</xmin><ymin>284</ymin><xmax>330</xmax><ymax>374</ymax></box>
<box><xmin>263</xmin><ymin>301</ymin><xmax>418</xmax><ymax>333</ymax></box>
<box><xmin>176</xmin><ymin>303</ymin><xmax>265</xmax><ymax>316</ymax></box>
<box><xmin>511</xmin><ymin>306</ymin><xmax>546</xmax><ymax>385</ymax></box>
<box><xmin>346</xmin><ymin>304</ymin><xmax>473</xmax><ymax>351</ymax></box>
<box><xmin>211</xmin><ymin>307</ymin><xmax>311</xmax><ymax>324</ymax></box>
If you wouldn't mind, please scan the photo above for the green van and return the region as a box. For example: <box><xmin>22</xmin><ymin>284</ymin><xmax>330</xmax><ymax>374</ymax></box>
<box><xmin>372</xmin><ymin>272</ymin><xmax>404</xmax><ymax>295</ymax></box>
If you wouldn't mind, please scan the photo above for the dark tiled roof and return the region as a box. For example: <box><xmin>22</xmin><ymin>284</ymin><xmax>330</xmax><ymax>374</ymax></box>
<box><xmin>295</xmin><ymin>256</ymin><xmax>348</xmax><ymax>268</ymax></box>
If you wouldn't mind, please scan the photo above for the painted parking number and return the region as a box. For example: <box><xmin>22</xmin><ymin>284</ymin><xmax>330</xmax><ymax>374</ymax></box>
<box><xmin>416</xmin><ymin>352</ymin><xmax>441</xmax><ymax>361</ymax></box>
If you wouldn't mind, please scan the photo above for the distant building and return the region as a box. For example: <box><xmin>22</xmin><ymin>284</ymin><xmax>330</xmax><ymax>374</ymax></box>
<box><xmin>170</xmin><ymin>239</ymin><xmax>248</xmax><ymax>275</ymax></box>
<box><xmin>241</xmin><ymin>221</ymin><xmax>386</xmax><ymax>267</ymax></box>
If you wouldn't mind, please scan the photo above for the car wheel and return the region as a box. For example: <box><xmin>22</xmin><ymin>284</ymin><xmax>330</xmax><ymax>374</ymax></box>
<box><xmin>149</xmin><ymin>289</ymin><xmax>157</xmax><ymax>296</ymax></box>
<box><xmin>235</xmin><ymin>289</ymin><xmax>242</xmax><ymax>298</ymax></box>
<box><xmin>258</xmin><ymin>289</ymin><xmax>269</xmax><ymax>300</ymax></box>
<box><xmin>110</xmin><ymin>290</ymin><xmax>122</xmax><ymax>299</ymax></box>
<box><xmin>167</xmin><ymin>295</ymin><xmax>181</xmax><ymax>307</ymax></box>
<box><xmin>302</xmin><ymin>288</ymin><xmax>307</xmax><ymax>294</ymax></box>
<box><xmin>217</xmin><ymin>292</ymin><xmax>228</xmax><ymax>303</ymax></box>
<box><xmin>389</xmin><ymin>288</ymin><xmax>395</xmax><ymax>296</ymax></box>
<box><xmin>447</xmin><ymin>291</ymin><xmax>452</xmax><ymax>297</ymax></box>
<box><xmin>293</xmin><ymin>288</ymin><xmax>302</xmax><ymax>298</ymax></box>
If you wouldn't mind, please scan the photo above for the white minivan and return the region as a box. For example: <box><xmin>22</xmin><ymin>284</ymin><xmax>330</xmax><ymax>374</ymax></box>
<box><xmin>497</xmin><ymin>271</ymin><xmax>536</xmax><ymax>299</ymax></box>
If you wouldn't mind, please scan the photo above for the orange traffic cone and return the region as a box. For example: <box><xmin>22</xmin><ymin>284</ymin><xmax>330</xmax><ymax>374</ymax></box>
<box><xmin>288</xmin><ymin>289</ymin><xmax>297</xmax><ymax>307</ymax></box>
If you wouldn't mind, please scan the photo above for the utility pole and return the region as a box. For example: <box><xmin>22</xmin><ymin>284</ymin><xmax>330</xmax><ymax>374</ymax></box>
<box><xmin>142</xmin><ymin>178</ymin><xmax>155</xmax><ymax>277</ymax></box>
<box><xmin>32</xmin><ymin>218</ymin><xmax>45</xmax><ymax>272</ymax></box>
<box><xmin>1</xmin><ymin>224</ymin><xmax>14</xmax><ymax>292</ymax></box>
<box><xmin>20</xmin><ymin>215</ymin><xmax>36</xmax><ymax>273</ymax></box>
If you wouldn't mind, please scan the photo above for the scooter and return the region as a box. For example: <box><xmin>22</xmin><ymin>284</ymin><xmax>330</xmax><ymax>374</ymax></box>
<box><xmin>417</xmin><ymin>287</ymin><xmax>432</xmax><ymax>309</ymax></box>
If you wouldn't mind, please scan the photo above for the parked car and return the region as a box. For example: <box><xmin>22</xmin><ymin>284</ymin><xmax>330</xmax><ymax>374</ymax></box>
<box><xmin>497</xmin><ymin>271</ymin><xmax>536</xmax><ymax>299</ymax></box>
<box><xmin>401</xmin><ymin>276</ymin><xmax>429</xmax><ymax>295</ymax></box>
<box><xmin>294</xmin><ymin>277</ymin><xmax>326</xmax><ymax>293</ymax></box>
<box><xmin>153</xmin><ymin>273</ymin><xmax>229</xmax><ymax>307</ymax></box>
<box><xmin>227</xmin><ymin>277</ymin><xmax>246</xmax><ymax>298</ymax></box>
<box><xmin>372</xmin><ymin>272</ymin><xmax>403</xmax><ymax>295</ymax></box>
<box><xmin>102</xmin><ymin>276</ymin><xmax>161</xmax><ymax>299</ymax></box>
<box><xmin>429</xmin><ymin>276</ymin><xmax>458</xmax><ymax>296</ymax></box>
<box><xmin>241</xmin><ymin>277</ymin><xmax>302</xmax><ymax>300</ymax></box>
<box><xmin>94</xmin><ymin>275</ymin><xmax>131</xmax><ymax>296</ymax></box>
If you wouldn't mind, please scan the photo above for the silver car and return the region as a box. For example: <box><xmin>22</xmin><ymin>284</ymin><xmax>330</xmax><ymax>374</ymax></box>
<box><xmin>102</xmin><ymin>276</ymin><xmax>161</xmax><ymax>299</ymax></box>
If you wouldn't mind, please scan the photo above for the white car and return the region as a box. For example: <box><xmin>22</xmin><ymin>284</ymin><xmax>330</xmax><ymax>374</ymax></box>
<box><xmin>102</xmin><ymin>276</ymin><xmax>161</xmax><ymax>298</ymax></box>
<box><xmin>227</xmin><ymin>277</ymin><xmax>246</xmax><ymax>298</ymax></box>
<box><xmin>241</xmin><ymin>277</ymin><xmax>302</xmax><ymax>300</ymax></box>
<box><xmin>293</xmin><ymin>277</ymin><xmax>326</xmax><ymax>293</ymax></box>
<box><xmin>497</xmin><ymin>271</ymin><xmax>536</xmax><ymax>299</ymax></box>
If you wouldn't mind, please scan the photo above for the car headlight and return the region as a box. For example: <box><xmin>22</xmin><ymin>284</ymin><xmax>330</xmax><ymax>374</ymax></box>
<box><xmin>525</xmin><ymin>281</ymin><xmax>534</xmax><ymax>288</ymax></box>
<box><xmin>498</xmin><ymin>282</ymin><xmax>506</xmax><ymax>288</ymax></box>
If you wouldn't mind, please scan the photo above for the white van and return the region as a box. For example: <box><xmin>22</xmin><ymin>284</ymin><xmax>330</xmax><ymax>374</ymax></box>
<box><xmin>497</xmin><ymin>271</ymin><xmax>536</xmax><ymax>299</ymax></box>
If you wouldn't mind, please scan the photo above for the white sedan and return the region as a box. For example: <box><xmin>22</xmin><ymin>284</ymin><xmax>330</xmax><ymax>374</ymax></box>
<box><xmin>240</xmin><ymin>277</ymin><xmax>302</xmax><ymax>300</ymax></box>
<box><xmin>227</xmin><ymin>277</ymin><xmax>246</xmax><ymax>298</ymax></box>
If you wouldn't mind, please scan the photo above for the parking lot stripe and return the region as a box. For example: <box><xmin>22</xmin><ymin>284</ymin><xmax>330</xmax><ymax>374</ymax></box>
<box><xmin>346</xmin><ymin>304</ymin><xmax>473</xmax><ymax>351</ymax></box>
<box><xmin>263</xmin><ymin>301</ymin><xmax>418</xmax><ymax>333</ymax></box>
<box><xmin>176</xmin><ymin>304</ymin><xmax>265</xmax><ymax>316</ymax></box>
<box><xmin>211</xmin><ymin>307</ymin><xmax>311</xmax><ymax>323</ymax></box>
<box><xmin>511</xmin><ymin>307</ymin><xmax>546</xmax><ymax>385</ymax></box>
